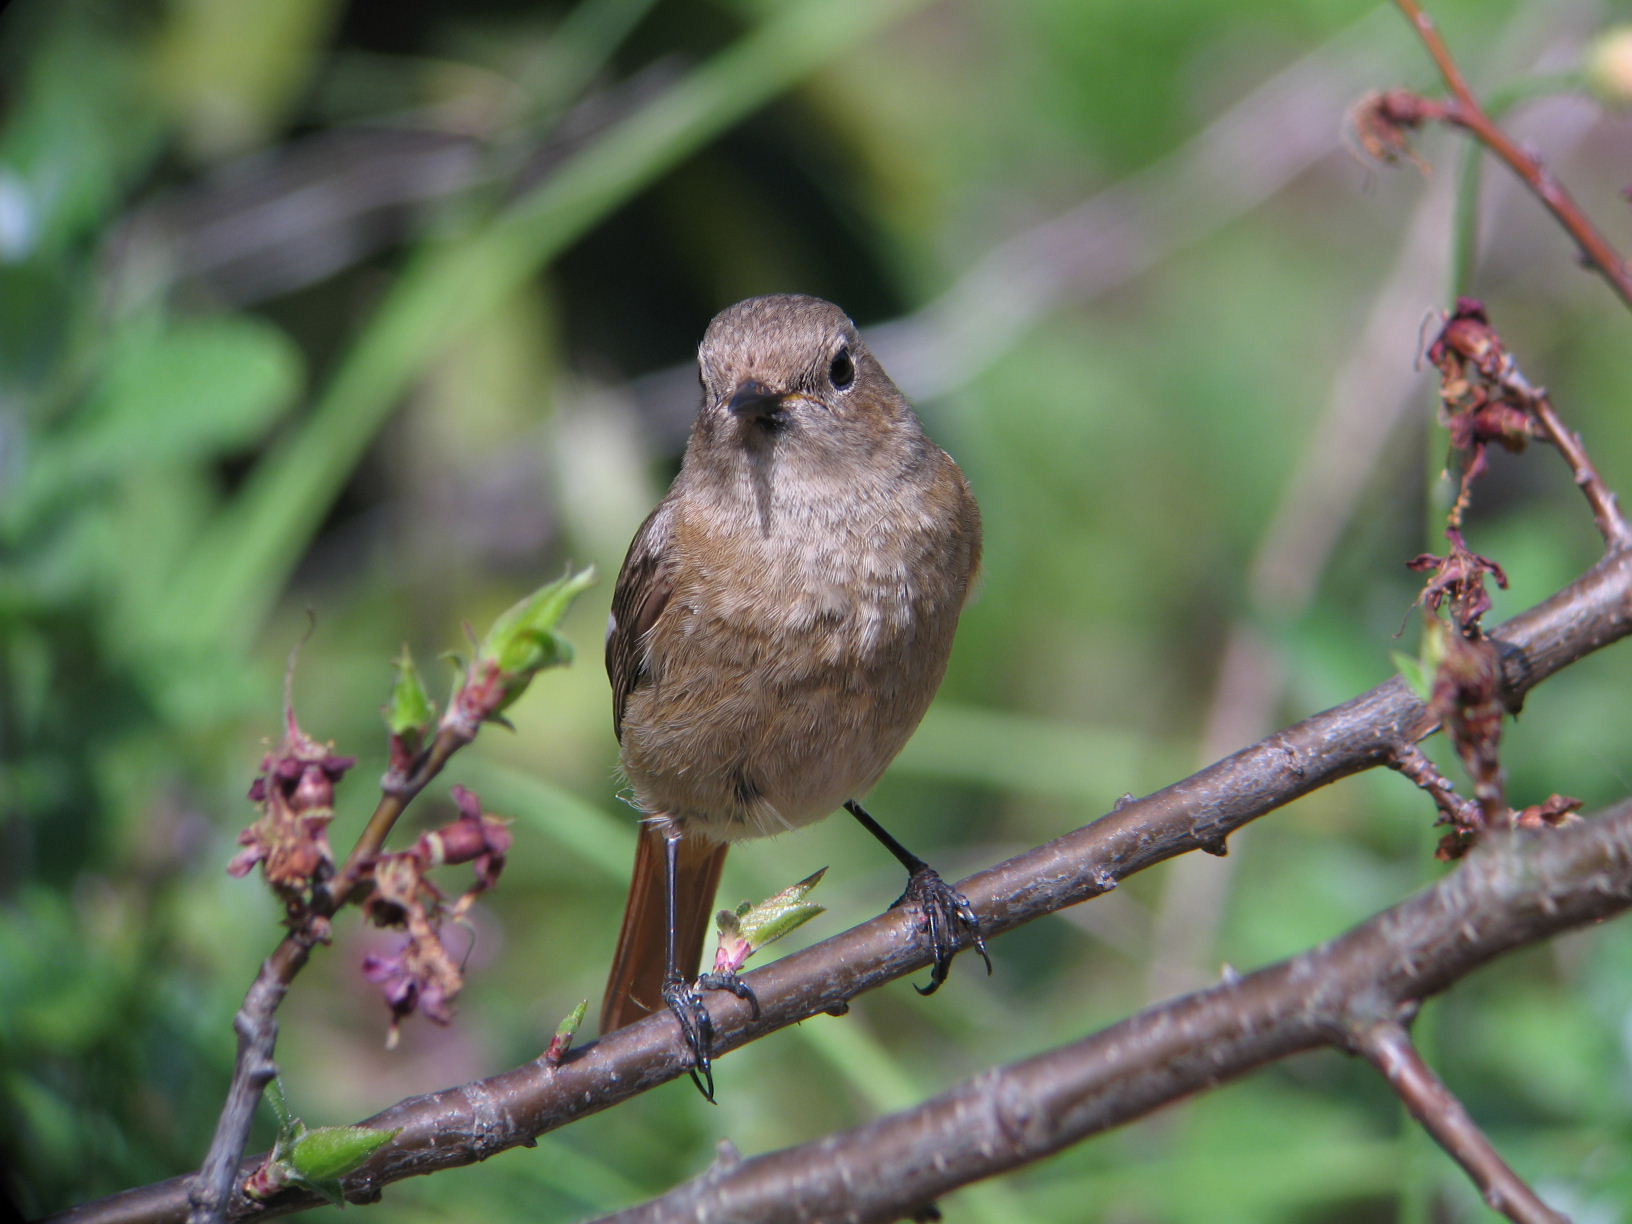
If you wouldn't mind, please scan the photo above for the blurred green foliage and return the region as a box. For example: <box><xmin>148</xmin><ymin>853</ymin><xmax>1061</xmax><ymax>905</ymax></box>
<box><xmin>4</xmin><ymin>0</ymin><xmax>1632</xmax><ymax>1220</ymax></box>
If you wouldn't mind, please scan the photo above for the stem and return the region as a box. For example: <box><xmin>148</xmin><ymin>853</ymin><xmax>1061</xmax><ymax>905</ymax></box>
<box><xmin>1527</xmin><ymin>393</ymin><xmax>1632</xmax><ymax>552</ymax></box>
<box><xmin>1449</xmin><ymin>139</ymin><xmax>1482</xmax><ymax>299</ymax></box>
<box><xmin>1392</xmin><ymin>0</ymin><xmax>1632</xmax><ymax>310</ymax></box>
<box><xmin>1389</xmin><ymin>742</ymin><xmax>1481</xmax><ymax>831</ymax></box>
<box><xmin>326</xmin><ymin>726</ymin><xmax>471</xmax><ymax>907</ymax></box>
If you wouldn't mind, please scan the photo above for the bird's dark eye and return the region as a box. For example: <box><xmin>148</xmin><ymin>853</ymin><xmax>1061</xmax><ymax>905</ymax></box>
<box><xmin>828</xmin><ymin>346</ymin><xmax>855</xmax><ymax>390</ymax></box>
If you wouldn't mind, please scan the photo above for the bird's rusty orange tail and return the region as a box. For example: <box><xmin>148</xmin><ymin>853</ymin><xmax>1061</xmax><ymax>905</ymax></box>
<box><xmin>600</xmin><ymin>822</ymin><xmax>729</xmax><ymax>1035</ymax></box>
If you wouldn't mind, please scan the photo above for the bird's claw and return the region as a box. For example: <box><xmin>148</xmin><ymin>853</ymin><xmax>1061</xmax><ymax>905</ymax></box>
<box><xmin>662</xmin><ymin>975</ymin><xmax>718</xmax><ymax>1102</ymax></box>
<box><xmin>697</xmin><ymin>970</ymin><xmax>761</xmax><ymax>1018</ymax></box>
<box><xmin>894</xmin><ymin>867</ymin><xmax>990</xmax><ymax>995</ymax></box>
<box><xmin>664</xmin><ymin>972</ymin><xmax>759</xmax><ymax>1102</ymax></box>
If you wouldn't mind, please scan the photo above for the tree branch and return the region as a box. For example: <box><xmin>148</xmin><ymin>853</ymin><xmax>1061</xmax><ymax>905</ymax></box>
<box><xmin>1388</xmin><ymin>742</ymin><xmax>1482</xmax><ymax>831</ymax></box>
<box><xmin>589</xmin><ymin>801</ymin><xmax>1632</xmax><ymax>1223</ymax></box>
<box><xmin>1355</xmin><ymin>1022</ymin><xmax>1568</xmax><ymax>1224</ymax></box>
<box><xmin>588</xmin><ymin>801</ymin><xmax>1632</xmax><ymax>1222</ymax></box>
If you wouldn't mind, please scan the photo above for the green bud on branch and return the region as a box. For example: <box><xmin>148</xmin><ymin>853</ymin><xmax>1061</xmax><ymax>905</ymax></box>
<box><xmin>245</xmin><ymin>1079</ymin><xmax>401</xmax><ymax>1205</ymax></box>
<box><xmin>713</xmin><ymin>868</ymin><xmax>828</xmax><ymax>976</ymax></box>
<box><xmin>545</xmin><ymin>999</ymin><xmax>589</xmax><ymax>1066</ymax></box>
<box><xmin>447</xmin><ymin>566</ymin><xmax>597</xmax><ymax>735</ymax></box>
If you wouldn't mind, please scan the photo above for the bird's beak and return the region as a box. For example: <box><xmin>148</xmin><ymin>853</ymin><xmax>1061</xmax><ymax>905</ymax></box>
<box><xmin>727</xmin><ymin>379</ymin><xmax>785</xmax><ymax>420</ymax></box>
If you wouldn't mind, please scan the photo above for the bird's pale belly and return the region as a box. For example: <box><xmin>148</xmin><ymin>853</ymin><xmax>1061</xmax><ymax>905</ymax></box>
<box><xmin>617</xmin><ymin>578</ymin><xmax>954</xmax><ymax>842</ymax></box>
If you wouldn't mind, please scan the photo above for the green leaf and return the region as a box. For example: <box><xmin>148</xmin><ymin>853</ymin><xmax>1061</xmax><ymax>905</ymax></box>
<box><xmin>1393</xmin><ymin>614</ymin><xmax>1450</xmax><ymax>703</ymax></box>
<box><xmin>553</xmin><ymin>998</ymin><xmax>588</xmax><ymax>1044</ymax></box>
<box><xmin>385</xmin><ymin>645</ymin><xmax>436</xmax><ymax>739</ymax></box>
<box><xmin>286</xmin><ymin>1123</ymin><xmax>402</xmax><ymax>1197</ymax></box>
<box><xmin>467</xmin><ymin>566</ymin><xmax>597</xmax><ymax>717</ymax></box>
<box><xmin>722</xmin><ymin>868</ymin><xmax>827</xmax><ymax>955</ymax></box>
<box><xmin>264</xmin><ymin>1076</ymin><xmax>295</xmax><ymax>1133</ymax></box>
<box><xmin>255</xmin><ymin>1076</ymin><xmax>398</xmax><ymax>1204</ymax></box>
<box><xmin>545</xmin><ymin>998</ymin><xmax>589</xmax><ymax>1065</ymax></box>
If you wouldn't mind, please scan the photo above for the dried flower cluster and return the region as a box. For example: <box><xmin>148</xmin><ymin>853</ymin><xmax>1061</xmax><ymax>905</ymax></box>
<box><xmin>1406</xmin><ymin>302</ymin><xmax>1590</xmax><ymax>859</ymax></box>
<box><xmin>229</xmin><ymin>707</ymin><xmax>357</xmax><ymax>916</ymax></box>
<box><xmin>361</xmin><ymin>785</ymin><xmax>512</xmax><ymax>1047</ymax></box>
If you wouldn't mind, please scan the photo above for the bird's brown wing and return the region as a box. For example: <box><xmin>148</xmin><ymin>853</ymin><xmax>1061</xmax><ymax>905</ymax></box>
<box><xmin>602</xmin><ymin>496</ymin><xmax>728</xmax><ymax>1037</ymax></box>
<box><xmin>606</xmin><ymin>496</ymin><xmax>678</xmax><ymax>742</ymax></box>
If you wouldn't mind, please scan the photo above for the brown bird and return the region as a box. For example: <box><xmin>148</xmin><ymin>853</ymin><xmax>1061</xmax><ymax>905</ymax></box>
<box><xmin>600</xmin><ymin>294</ymin><xmax>985</xmax><ymax>1097</ymax></box>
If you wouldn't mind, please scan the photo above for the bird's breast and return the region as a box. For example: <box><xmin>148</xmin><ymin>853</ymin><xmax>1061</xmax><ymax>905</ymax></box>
<box><xmin>617</xmin><ymin>490</ymin><xmax>974</xmax><ymax>840</ymax></box>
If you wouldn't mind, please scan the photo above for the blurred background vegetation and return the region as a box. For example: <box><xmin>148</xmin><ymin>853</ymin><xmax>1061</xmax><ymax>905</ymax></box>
<box><xmin>5</xmin><ymin>0</ymin><xmax>1632</xmax><ymax>1219</ymax></box>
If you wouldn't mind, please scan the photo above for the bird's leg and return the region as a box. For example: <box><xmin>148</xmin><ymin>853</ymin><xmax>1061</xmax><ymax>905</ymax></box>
<box><xmin>656</xmin><ymin>826</ymin><xmax>757</xmax><ymax>1102</ymax></box>
<box><xmin>658</xmin><ymin>826</ymin><xmax>718</xmax><ymax>1101</ymax></box>
<box><xmin>844</xmin><ymin>799</ymin><xmax>990</xmax><ymax>994</ymax></box>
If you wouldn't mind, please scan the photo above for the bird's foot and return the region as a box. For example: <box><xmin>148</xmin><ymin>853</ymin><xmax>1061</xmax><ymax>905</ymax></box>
<box><xmin>662</xmin><ymin>975</ymin><xmax>717</xmax><ymax>1101</ymax></box>
<box><xmin>697</xmin><ymin>969</ymin><xmax>761</xmax><ymax>1018</ymax></box>
<box><xmin>663</xmin><ymin>972</ymin><xmax>760</xmax><ymax>1102</ymax></box>
<box><xmin>894</xmin><ymin>867</ymin><xmax>991</xmax><ymax>996</ymax></box>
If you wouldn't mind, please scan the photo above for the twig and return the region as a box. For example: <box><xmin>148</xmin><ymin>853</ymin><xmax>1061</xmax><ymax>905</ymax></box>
<box><xmin>1390</xmin><ymin>0</ymin><xmax>1632</xmax><ymax>310</ymax></box>
<box><xmin>328</xmin><ymin>727</ymin><xmax>471</xmax><ymax>907</ymax></box>
<box><xmin>1523</xmin><ymin>389</ymin><xmax>1632</xmax><ymax>552</ymax></box>
<box><xmin>587</xmin><ymin>805</ymin><xmax>1630</xmax><ymax>1224</ymax></box>
<box><xmin>50</xmin><ymin>547</ymin><xmax>1632</xmax><ymax>1224</ymax></box>
<box><xmin>1355</xmin><ymin>1022</ymin><xmax>1569</xmax><ymax>1224</ymax></box>
<box><xmin>1388</xmin><ymin>741</ymin><xmax>1481</xmax><ymax>830</ymax></box>
<box><xmin>1461</xmin><ymin>320</ymin><xmax>1632</xmax><ymax>550</ymax></box>
<box><xmin>186</xmin><ymin>726</ymin><xmax>472</xmax><ymax>1224</ymax></box>
<box><xmin>1423</xmin><ymin>299</ymin><xmax>1632</xmax><ymax>552</ymax></box>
